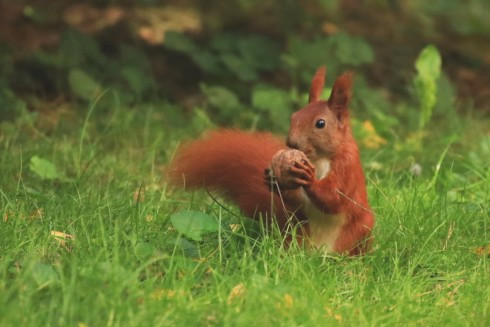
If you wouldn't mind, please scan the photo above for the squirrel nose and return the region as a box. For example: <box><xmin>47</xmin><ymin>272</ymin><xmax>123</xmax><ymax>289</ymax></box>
<box><xmin>286</xmin><ymin>137</ymin><xmax>299</xmax><ymax>149</ymax></box>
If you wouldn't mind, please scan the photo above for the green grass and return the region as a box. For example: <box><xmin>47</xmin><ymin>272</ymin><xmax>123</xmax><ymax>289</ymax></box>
<box><xmin>0</xmin><ymin>103</ymin><xmax>488</xmax><ymax>326</ymax></box>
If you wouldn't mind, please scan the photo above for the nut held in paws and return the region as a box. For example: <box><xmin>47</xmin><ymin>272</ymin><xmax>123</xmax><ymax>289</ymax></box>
<box><xmin>270</xmin><ymin>149</ymin><xmax>309</xmax><ymax>189</ymax></box>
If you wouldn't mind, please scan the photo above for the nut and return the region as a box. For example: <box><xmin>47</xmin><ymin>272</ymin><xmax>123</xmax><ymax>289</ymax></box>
<box><xmin>270</xmin><ymin>149</ymin><xmax>309</xmax><ymax>190</ymax></box>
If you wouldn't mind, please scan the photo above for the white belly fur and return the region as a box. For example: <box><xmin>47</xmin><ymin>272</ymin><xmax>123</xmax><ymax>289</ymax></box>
<box><xmin>301</xmin><ymin>159</ymin><xmax>345</xmax><ymax>252</ymax></box>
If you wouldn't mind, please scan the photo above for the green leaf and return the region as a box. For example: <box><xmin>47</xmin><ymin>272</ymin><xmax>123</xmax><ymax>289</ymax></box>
<box><xmin>238</xmin><ymin>35</ymin><xmax>280</xmax><ymax>71</ymax></box>
<box><xmin>353</xmin><ymin>79</ymin><xmax>399</xmax><ymax>130</ymax></box>
<box><xmin>286</xmin><ymin>36</ymin><xmax>338</xmax><ymax>84</ymax></box>
<box><xmin>251</xmin><ymin>85</ymin><xmax>291</xmax><ymax>113</ymax></box>
<box><xmin>331</xmin><ymin>33</ymin><xmax>374</xmax><ymax>66</ymax></box>
<box><xmin>0</xmin><ymin>88</ymin><xmax>26</xmax><ymax>120</ymax></box>
<box><xmin>288</xmin><ymin>36</ymin><xmax>333</xmax><ymax>71</ymax></box>
<box><xmin>120</xmin><ymin>45</ymin><xmax>152</xmax><ymax>71</ymax></box>
<box><xmin>191</xmin><ymin>50</ymin><xmax>223</xmax><ymax>74</ymax></box>
<box><xmin>287</xmin><ymin>33</ymin><xmax>373</xmax><ymax>84</ymax></box>
<box><xmin>135</xmin><ymin>242</ymin><xmax>155</xmax><ymax>259</ymax></box>
<box><xmin>121</xmin><ymin>66</ymin><xmax>150</xmax><ymax>97</ymax></box>
<box><xmin>191</xmin><ymin>108</ymin><xmax>215</xmax><ymax>133</ymax></box>
<box><xmin>252</xmin><ymin>85</ymin><xmax>292</xmax><ymax>132</ymax></box>
<box><xmin>415</xmin><ymin>45</ymin><xmax>442</xmax><ymax>79</ymax></box>
<box><xmin>435</xmin><ymin>73</ymin><xmax>456</xmax><ymax>114</ymax></box>
<box><xmin>170</xmin><ymin>237</ymin><xmax>200</xmax><ymax>258</ymax></box>
<box><xmin>68</xmin><ymin>69</ymin><xmax>101</xmax><ymax>101</ymax></box>
<box><xmin>170</xmin><ymin>210</ymin><xmax>219</xmax><ymax>241</ymax></box>
<box><xmin>60</xmin><ymin>29</ymin><xmax>106</xmax><ymax>68</ymax></box>
<box><xmin>29</xmin><ymin>156</ymin><xmax>61</xmax><ymax>180</ymax></box>
<box><xmin>414</xmin><ymin>45</ymin><xmax>442</xmax><ymax>129</ymax></box>
<box><xmin>165</xmin><ymin>32</ymin><xmax>223</xmax><ymax>74</ymax></box>
<box><xmin>210</xmin><ymin>33</ymin><xmax>238</xmax><ymax>53</ymax></box>
<box><xmin>221</xmin><ymin>53</ymin><xmax>258</xmax><ymax>81</ymax></box>
<box><xmin>164</xmin><ymin>31</ymin><xmax>199</xmax><ymax>54</ymax></box>
<box><xmin>200</xmin><ymin>84</ymin><xmax>241</xmax><ymax>119</ymax></box>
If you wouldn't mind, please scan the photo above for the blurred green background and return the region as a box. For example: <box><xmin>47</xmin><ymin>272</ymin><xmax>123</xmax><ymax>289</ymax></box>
<box><xmin>1</xmin><ymin>0</ymin><xmax>489</xmax><ymax>131</ymax></box>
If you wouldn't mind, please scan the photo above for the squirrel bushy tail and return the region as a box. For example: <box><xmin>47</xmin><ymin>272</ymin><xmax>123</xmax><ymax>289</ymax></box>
<box><xmin>169</xmin><ymin>129</ymin><xmax>295</xmax><ymax>227</ymax></box>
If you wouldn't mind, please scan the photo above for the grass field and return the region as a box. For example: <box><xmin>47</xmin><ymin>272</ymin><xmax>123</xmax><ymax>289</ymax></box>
<box><xmin>0</xmin><ymin>101</ymin><xmax>488</xmax><ymax>326</ymax></box>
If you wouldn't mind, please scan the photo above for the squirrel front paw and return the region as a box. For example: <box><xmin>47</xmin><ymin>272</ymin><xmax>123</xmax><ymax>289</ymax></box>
<box><xmin>289</xmin><ymin>160</ymin><xmax>316</xmax><ymax>187</ymax></box>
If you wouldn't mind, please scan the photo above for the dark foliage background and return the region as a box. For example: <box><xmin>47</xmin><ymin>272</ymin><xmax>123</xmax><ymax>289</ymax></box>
<box><xmin>1</xmin><ymin>1</ymin><xmax>489</xmax><ymax>172</ymax></box>
<box><xmin>1</xmin><ymin>0</ymin><xmax>489</xmax><ymax>120</ymax></box>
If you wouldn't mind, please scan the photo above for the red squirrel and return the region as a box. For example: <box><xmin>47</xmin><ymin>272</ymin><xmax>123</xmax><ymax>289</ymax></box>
<box><xmin>170</xmin><ymin>66</ymin><xmax>375</xmax><ymax>255</ymax></box>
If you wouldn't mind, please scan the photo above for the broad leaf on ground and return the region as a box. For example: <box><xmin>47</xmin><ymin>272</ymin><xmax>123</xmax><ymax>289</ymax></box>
<box><xmin>170</xmin><ymin>210</ymin><xmax>219</xmax><ymax>241</ymax></box>
<box><xmin>68</xmin><ymin>69</ymin><xmax>101</xmax><ymax>101</ymax></box>
<box><xmin>29</xmin><ymin>156</ymin><xmax>62</xmax><ymax>180</ymax></box>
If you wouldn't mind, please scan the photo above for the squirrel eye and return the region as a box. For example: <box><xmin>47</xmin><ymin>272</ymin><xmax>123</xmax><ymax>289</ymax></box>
<box><xmin>315</xmin><ymin>119</ymin><xmax>326</xmax><ymax>129</ymax></box>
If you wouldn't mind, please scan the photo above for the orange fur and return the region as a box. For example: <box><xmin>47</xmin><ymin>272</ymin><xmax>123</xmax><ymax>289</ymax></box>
<box><xmin>169</xmin><ymin>130</ymin><xmax>303</xmax><ymax>229</ymax></box>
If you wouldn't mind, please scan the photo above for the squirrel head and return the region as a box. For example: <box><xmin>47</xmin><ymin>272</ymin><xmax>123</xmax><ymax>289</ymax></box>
<box><xmin>286</xmin><ymin>66</ymin><xmax>353</xmax><ymax>162</ymax></box>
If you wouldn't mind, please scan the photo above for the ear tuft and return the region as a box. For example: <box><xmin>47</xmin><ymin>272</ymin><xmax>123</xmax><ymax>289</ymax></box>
<box><xmin>328</xmin><ymin>72</ymin><xmax>353</xmax><ymax>109</ymax></box>
<box><xmin>308</xmin><ymin>66</ymin><xmax>327</xmax><ymax>103</ymax></box>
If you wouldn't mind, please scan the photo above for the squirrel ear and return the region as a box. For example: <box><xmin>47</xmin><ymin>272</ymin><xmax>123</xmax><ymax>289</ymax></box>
<box><xmin>328</xmin><ymin>72</ymin><xmax>353</xmax><ymax>109</ymax></box>
<box><xmin>308</xmin><ymin>66</ymin><xmax>327</xmax><ymax>103</ymax></box>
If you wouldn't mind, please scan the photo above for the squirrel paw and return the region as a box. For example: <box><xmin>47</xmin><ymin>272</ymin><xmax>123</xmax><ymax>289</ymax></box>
<box><xmin>289</xmin><ymin>160</ymin><xmax>316</xmax><ymax>186</ymax></box>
